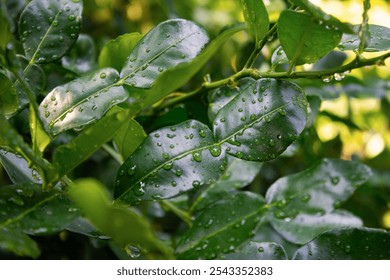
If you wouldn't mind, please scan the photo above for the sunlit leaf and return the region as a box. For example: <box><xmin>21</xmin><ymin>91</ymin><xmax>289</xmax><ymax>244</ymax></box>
<box><xmin>214</xmin><ymin>78</ymin><xmax>307</xmax><ymax>161</ymax></box>
<box><xmin>278</xmin><ymin>10</ymin><xmax>342</xmax><ymax>65</ymax></box>
<box><xmin>19</xmin><ymin>0</ymin><xmax>83</xmax><ymax>63</ymax></box>
<box><xmin>39</xmin><ymin>68</ymin><xmax>128</xmax><ymax>135</ymax></box>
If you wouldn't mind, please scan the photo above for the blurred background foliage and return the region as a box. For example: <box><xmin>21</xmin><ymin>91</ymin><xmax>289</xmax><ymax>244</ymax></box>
<box><xmin>1</xmin><ymin>0</ymin><xmax>390</xmax><ymax>259</ymax></box>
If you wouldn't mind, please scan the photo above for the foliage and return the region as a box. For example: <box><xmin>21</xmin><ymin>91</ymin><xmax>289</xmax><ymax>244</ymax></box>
<box><xmin>0</xmin><ymin>0</ymin><xmax>390</xmax><ymax>260</ymax></box>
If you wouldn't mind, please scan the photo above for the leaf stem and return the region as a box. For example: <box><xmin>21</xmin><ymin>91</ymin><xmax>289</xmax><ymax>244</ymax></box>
<box><xmin>102</xmin><ymin>144</ymin><xmax>124</xmax><ymax>165</ymax></box>
<box><xmin>159</xmin><ymin>200</ymin><xmax>193</xmax><ymax>227</ymax></box>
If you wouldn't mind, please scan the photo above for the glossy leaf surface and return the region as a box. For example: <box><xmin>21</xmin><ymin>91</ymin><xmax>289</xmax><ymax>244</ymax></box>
<box><xmin>53</xmin><ymin>108</ymin><xmax>132</xmax><ymax>178</ymax></box>
<box><xmin>126</xmin><ymin>23</ymin><xmax>245</xmax><ymax>108</ymax></box>
<box><xmin>224</xmin><ymin>241</ymin><xmax>288</xmax><ymax>260</ymax></box>
<box><xmin>278</xmin><ymin>10</ymin><xmax>342</xmax><ymax>65</ymax></box>
<box><xmin>62</xmin><ymin>34</ymin><xmax>97</xmax><ymax>74</ymax></box>
<box><xmin>68</xmin><ymin>178</ymin><xmax>173</xmax><ymax>259</ymax></box>
<box><xmin>241</xmin><ymin>0</ymin><xmax>269</xmax><ymax>47</ymax></box>
<box><xmin>121</xmin><ymin>19</ymin><xmax>209</xmax><ymax>89</ymax></box>
<box><xmin>0</xmin><ymin>72</ymin><xmax>18</xmax><ymax>116</ymax></box>
<box><xmin>39</xmin><ymin>68</ymin><xmax>128</xmax><ymax>135</ymax></box>
<box><xmin>339</xmin><ymin>24</ymin><xmax>390</xmax><ymax>52</ymax></box>
<box><xmin>190</xmin><ymin>156</ymin><xmax>262</xmax><ymax>212</ymax></box>
<box><xmin>18</xmin><ymin>0</ymin><xmax>82</xmax><ymax>64</ymax></box>
<box><xmin>115</xmin><ymin>119</ymin><xmax>226</xmax><ymax>204</ymax></box>
<box><xmin>293</xmin><ymin>227</ymin><xmax>390</xmax><ymax>260</ymax></box>
<box><xmin>214</xmin><ymin>78</ymin><xmax>307</xmax><ymax>161</ymax></box>
<box><xmin>208</xmin><ymin>84</ymin><xmax>240</xmax><ymax>121</ymax></box>
<box><xmin>98</xmin><ymin>32</ymin><xmax>143</xmax><ymax>72</ymax></box>
<box><xmin>177</xmin><ymin>192</ymin><xmax>267</xmax><ymax>259</ymax></box>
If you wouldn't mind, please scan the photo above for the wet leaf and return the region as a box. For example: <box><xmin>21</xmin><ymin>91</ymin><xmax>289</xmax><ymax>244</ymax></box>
<box><xmin>19</xmin><ymin>0</ymin><xmax>83</xmax><ymax>64</ymax></box>
<box><xmin>293</xmin><ymin>227</ymin><xmax>390</xmax><ymax>260</ymax></box>
<box><xmin>339</xmin><ymin>24</ymin><xmax>390</xmax><ymax>52</ymax></box>
<box><xmin>270</xmin><ymin>46</ymin><xmax>289</xmax><ymax>69</ymax></box>
<box><xmin>0</xmin><ymin>227</ymin><xmax>40</xmax><ymax>258</ymax></box>
<box><xmin>68</xmin><ymin>178</ymin><xmax>173</xmax><ymax>259</ymax></box>
<box><xmin>39</xmin><ymin>68</ymin><xmax>128</xmax><ymax>135</ymax></box>
<box><xmin>271</xmin><ymin>210</ymin><xmax>362</xmax><ymax>244</ymax></box>
<box><xmin>241</xmin><ymin>0</ymin><xmax>269</xmax><ymax>47</ymax></box>
<box><xmin>53</xmin><ymin>108</ymin><xmax>133</xmax><ymax>178</ymax></box>
<box><xmin>278</xmin><ymin>10</ymin><xmax>342</xmax><ymax>65</ymax></box>
<box><xmin>214</xmin><ymin>78</ymin><xmax>307</xmax><ymax>161</ymax></box>
<box><xmin>0</xmin><ymin>71</ymin><xmax>18</xmax><ymax>116</ymax></box>
<box><xmin>177</xmin><ymin>192</ymin><xmax>267</xmax><ymax>259</ymax></box>
<box><xmin>113</xmin><ymin>119</ymin><xmax>146</xmax><ymax>160</ymax></box>
<box><xmin>289</xmin><ymin>0</ymin><xmax>354</xmax><ymax>33</ymax></box>
<box><xmin>266</xmin><ymin>158</ymin><xmax>372</xmax><ymax>244</ymax></box>
<box><xmin>208</xmin><ymin>84</ymin><xmax>241</xmax><ymax>121</ymax></box>
<box><xmin>190</xmin><ymin>156</ymin><xmax>262</xmax><ymax>212</ymax></box>
<box><xmin>62</xmin><ymin>34</ymin><xmax>97</xmax><ymax>74</ymax></box>
<box><xmin>224</xmin><ymin>241</ymin><xmax>288</xmax><ymax>260</ymax></box>
<box><xmin>0</xmin><ymin>149</ymin><xmax>42</xmax><ymax>184</ymax></box>
<box><xmin>115</xmin><ymin>119</ymin><xmax>226</xmax><ymax>204</ymax></box>
<box><xmin>121</xmin><ymin>19</ymin><xmax>209</xmax><ymax>89</ymax></box>
<box><xmin>98</xmin><ymin>32</ymin><xmax>143</xmax><ymax>72</ymax></box>
<box><xmin>125</xmin><ymin>22</ymin><xmax>245</xmax><ymax>108</ymax></box>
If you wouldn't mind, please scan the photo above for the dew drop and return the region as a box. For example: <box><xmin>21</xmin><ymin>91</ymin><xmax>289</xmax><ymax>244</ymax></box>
<box><xmin>322</xmin><ymin>75</ymin><xmax>333</xmax><ymax>83</ymax></box>
<box><xmin>125</xmin><ymin>245</ymin><xmax>141</xmax><ymax>258</ymax></box>
<box><xmin>171</xmin><ymin>181</ymin><xmax>177</xmax><ymax>187</ymax></box>
<box><xmin>198</xmin><ymin>129</ymin><xmax>206</xmax><ymax>138</ymax></box>
<box><xmin>334</xmin><ymin>72</ymin><xmax>345</xmax><ymax>81</ymax></box>
<box><xmin>192</xmin><ymin>151</ymin><xmax>202</xmax><ymax>162</ymax></box>
<box><xmin>45</xmin><ymin>111</ymin><xmax>50</xmax><ymax>118</ymax></box>
<box><xmin>128</xmin><ymin>165</ymin><xmax>137</xmax><ymax>176</ymax></box>
<box><xmin>91</xmin><ymin>105</ymin><xmax>97</xmax><ymax>111</ymax></box>
<box><xmin>301</xmin><ymin>193</ymin><xmax>311</xmax><ymax>203</ymax></box>
<box><xmin>158</xmin><ymin>67</ymin><xmax>164</xmax><ymax>72</ymax></box>
<box><xmin>330</xmin><ymin>176</ymin><xmax>340</xmax><ymax>186</ymax></box>
<box><xmin>134</xmin><ymin>182</ymin><xmax>145</xmax><ymax>196</ymax></box>
<box><xmin>258</xmin><ymin>246</ymin><xmax>264</xmax><ymax>253</ymax></box>
<box><xmin>249</xmin><ymin>114</ymin><xmax>256</xmax><ymax>121</ymax></box>
<box><xmin>192</xmin><ymin>180</ymin><xmax>201</xmax><ymax>188</ymax></box>
<box><xmin>175</xmin><ymin>169</ymin><xmax>183</xmax><ymax>176</ymax></box>
<box><xmin>100</xmin><ymin>72</ymin><xmax>106</xmax><ymax>79</ymax></box>
<box><xmin>162</xmin><ymin>153</ymin><xmax>169</xmax><ymax>159</ymax></box>
<box><xmin>240</xmin><ymin>116</ymin><xmax>247</xmax><ymax>121</ymax></box>
<box><xmin>68</xmin><ymin>15</ymin><xmax>76</xmax><ymax>21</ymax></box>
<box><xmin>52</xmin><ymin>20</ymin><xmax>59</xmax><ymax>26</ymax></box>
<box><xmin>345</xmin><ymin>245</ymin><xmax>351</xmax><ymax>253</ymax></box>
<box><xmin>269</xmin><ymin>139</ymin><xmax>275</xmax><ymax>147</ymax></box>
<box><xmin>235</xmin><ymin>151</ymin><xmax>243</xmax><ymax>158</ymax></box>
<box><xmin>163</xmin><ymin>162</ymin><xmax>173</xmax><ymax>170</ymax></box>
<box><xmin>209</xmin><ymin>145</ymin><xmax>221</xmax><ymax>157</ymax></box>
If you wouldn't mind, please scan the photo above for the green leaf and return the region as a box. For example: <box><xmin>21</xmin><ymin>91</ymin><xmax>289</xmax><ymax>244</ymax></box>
<box><xmin>224</xmin><ymin>241</ymin><xmax>288</xmax><ymax>260</ymax></box>
<box><xmin>121</xmin><ymin>19</ymin><xmax>209</xmax><ymax>89</ymax></box>
<box><xmin>270</xmin><ymin>210</ymin><xmax>362</xmax><ymax>244</ymax></box>
<box><xmin>289</xmin><ymin>0</ymin><xmax>354</xmax><ymax>33</ymax></box>
<box><xmin>270</xmin><ymin>46</ymin><xmax>289</xmax><ymax>69</ymax></box>
<box><xmin>339</xmin><ymin>24</ymin><xmax>390</xmax><ymax>52</ymax></box>
<box><xmin>61</xmin><ymin>34</ymin><xmax>97</xmax><ymax>74</ymax></box>
<box><xmin>0</xmin><ymin>9</ymin><xmax>11</xmax><ymax>51</ymax></box>
<box><xmin>240</xmin><ymin>0</ymin><xmax>270</xmax><ymax>47</ymax></box>
<box><xmin>113</xmin><ymin>119</ymin><xmax>146</xmax><ymax>160</ymax></box>
<box><xmin>0</xmin><ymin>182</ymin><xmax>79</xmax><ymax>257</ymax></box>
<box><xmin>29</xmin><ymin>103</ymin><xmax>51</xmax><ymax>156</ymax></box>
<box><xmin>39</xmin><ymin>68</ymin><xmax>128</xmax><ymax>135</ymax></box>
<box><xmin>0</xmin><ymin>71</ymin><xmax>18</xmax><ymax>116</ymax></box>
<box><xmin>0</xmin><ymin>149</ymin><xmax>41</xmax><ymax>184</ymax></box>
<box><xmin>266</xmin><ymin>158</ymin><xmax>372</xmax><ymax>244</ymax></box>
<box><xmin>68</xmin><ymin>178</ymin><xmax>173</xmax><ymax>259</ymax></box>
<box><xmin>177</xmin><ymin>192</ymin><xmax>267</xmax><ymax>259</ymax></box>
<box><xmin>53</xmin><ymin>108</ymin><xmax>132</xmax><ymax>178</ymax></box>
<box><xmin>213</xmin><ymin>78</ymin><xmax>307</xmax><ymax>161</ymax></box>
<box><xmin>123</xmin><ymin>22</ymin><xmax>245</xmax><ymax>108</ymax></box>
<box><xmin>190</xmin><ymin>156</ymin><xmax>262</xmax><ymax>212</ymax></box>
<box><xmin>293</xmin><ymin>227</ymin><xmax>390</xmax><ymax>260</ymax></box>
<box><xmin>115</xmin><ymin>119</ymin><xmax>226</xmax><ymax>204</ymax></box>
<box><xmin>98</xmin><ymin>32</ymin><xmax>143</xmax><ymax>72</ymax></box>
<box><xmin>0</xmin><ymin>227</ymin><xmax>40</xmax><ymax>258</ymax></box>
<box><xmin>18</xmin><ymin>0</ymin><xmax>83</xmax><ymax>64</ymax></box>
<box><xmin>208</xmin><ymin>84</ymin><xmax>240</xmax><ymax>121</ymax></box>
<box><xmin>278</xmin><ymin>10</ymin><xmax>342</xmax><ymax>65</ymax></box>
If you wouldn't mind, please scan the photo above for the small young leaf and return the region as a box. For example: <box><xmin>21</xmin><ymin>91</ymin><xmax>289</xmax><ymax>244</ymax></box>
<box><xmin>214</xmin><ymin>78</ymin><xmax>307</xmax><ymax>161</ymax></box>
<box><xmin>270</xmin><ymin>210</ymin><xmax>363</xmax><ymax>244</ymax></box>
<box><xmin>270</xmin><ymin>46</ymin><xmax>289</xmax><ymax>69</ymax></box>
<box><xmin>339</xmin><ymin>24</ymin><xmax>390</xmax><ymax>52</ymax></box>
<box><xmin>190</xmin><ymin>156</ymin><xmax>262</xmax><ymax>212</ymax></box>
<box><xmin>68</xmin><ymin>178</ymin><xmax>173</xmax><ymax>259</ymax></box>
<box><xmin>293</xmin><ymin>227</ymin><xmax>390</xmax><ymax>260</ymax></box>
<box><xmin>121</xmin><ymin>19</ymin><xmax>209</xmax><ymax>89</ymax></box>
<box><xmin>224</xmin><ymin>241</ymin><xmax>288</xmax><ymax>260</ymax></box>
<box><xmin>113</xmin><ymin>119</ymin><xmax>146</xmax><ymax>160</ymax></box>
<box><xmin>98</xmin><ymin>32</ymin><xmax>143</xmax><ymax>72</ymax></box>
<box><xmin>29</xmin><ymin>103</ymin><xmax>51</xmax><ymax>156</ymax></box>
<box><xmin>278</xmin><ymin>10</ymin><xmax>342</xmax><ymax>65</ymax></box>
<box><xmin>0</xmin><ymin>149</ymin><xmax>42</xmax><ymax>184</ymax></box>
<box><xmin>177</xmin><ymin>192</ymin><xmax>267</xmax><ymax>259</ymax></box>
<box><xmin>39</xmin><ymin>68</ymin><xmax>128</xmax><ymax>135</ymax></box>
<box><xmin>240</xmin><ymin>0</ymin><xmax>270</xmax><ymax>47</ymax></box>
<box><xmin>62</xmin><ymin>34</ymin><xmax>98</xmax><ymax>74</ymax></box>
<box><xmin>0</xmin><ymin>72</ymin><xmax>18</xmax><ymax>116</ymax></box>
<box><xmin>53</xmin><ymin>108</ymin><xmax>133</xmax><ymax>178</ymax></box>
<box><xmin>115</xmin><ymin>119</ymin><xmax>226</xmax><ymax>204</ymax></box>
<box><xmin>18</xmin><ymin>0</ymin><xmax>83</xmax><ymax>64</ymax></box>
